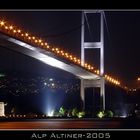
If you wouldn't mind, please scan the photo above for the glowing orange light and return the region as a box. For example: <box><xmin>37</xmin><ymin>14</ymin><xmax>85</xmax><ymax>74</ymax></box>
<box><xmin>17</xmin><ymin>30</ymin><xmax>21</xmax><ymax>33</ymax></box>
<box><xmin>84</xmin><ymin>63</ymin><xmax>88</xmax><ymax>67</ymax></box>
<box><xmin>25</xmin><ymin>33</ymin><xmax>28</xmax><ymax>36</ymax></box>
<box><xmin>5</xmin><ymin>26</ymin><xmax>8</xmax><ymax>29</ymax></box>
<box><xmin>77</xmin><ymin>61</ymin><xmax>81</xmax><ymax>64</ymax></box>
<box><xmin>57</xmin><ymin>51</ymin><xmax>60</xmax><ymax>54</ymax></box>
<box><xmin>35</xmin><ymin>40</ymin><xmax>38</xmax><ymax>43</ymax></box>
<box><xmin>138</xmin><ymin>78</ymin><xmax>140</xmax><ymax>81</ymax></box>
<box><xmin>9</xmin><ymin>26</ymin><xmax>13</xmax><ymax>30</ymax></box>
<box><xmin>13</xmin><ymin>30</ymin><xmax>16</xmax><ymax>33</ymax></box>
<box><xmin>46</xmin><ymin>45</ymin><xmax>50</xmax><ymax>49</ymax></box>
<box><xmin>32</xmin><ymin>36</ymin><xmax>35</xmax><ymax>40</ymax></box>
<box><xmin>52</xmin><ymin>48</ymin><xmax>55</xmax><ymax>51</ymax></box>
<box><xmin>55</xmin><ymin>48</ymin><xmax>59</xmax><ymax>51</ymax></box>
<box><xmin>87</xmin><ymin>65</ymin><xmax>91</xmax><ymax>69</ymax></box>
<box><xmin>0</xmin><ymin>21</ymin><xmax>5</xmax><ymax>26</ymax></box>
<box><xmin>39</xmin><ymin>39</ymin><xmax>42</xmax><ymax>43</ymax></box>
<box><xmin>65</xmin><ymin>53</ymin><xmax>69</xmax><ymax>58</ymax></box>
<box><xmin>96</xmin><ymin>70</ymin><xmax>100</xmax><ymax>75</ymax></box>
<box><xmin>77</xmin><ymin>59</ymin><xmax>80</xmax><ymax>62</ymax></box>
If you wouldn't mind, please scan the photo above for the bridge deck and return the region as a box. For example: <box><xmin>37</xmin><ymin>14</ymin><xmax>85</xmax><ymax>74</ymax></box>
<box><xmin>0</xmin><ymin>33</ymin><xmax>99</xmax><ymax>80</ymax></box>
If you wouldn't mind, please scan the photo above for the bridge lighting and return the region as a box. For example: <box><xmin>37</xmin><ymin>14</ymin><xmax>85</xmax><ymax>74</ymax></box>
<box><xmin>0</xmin><ymin>19</ymin><xmax>123</xmax><ymax>88</ymax></box>
<box><xmin>74</xmin><ymin>59</ymin><xmax>77</xmax><ymax>63</ymax></box>
<box><xmin>5</xmin><ymin>26</ymin><xmax>8</xmax><ymax>29</ymax></box>
<box><xmin>0</xmin><ymin>21</ymin><xmax>5</xmax><ymax>26</ymax></box>
<box><xmin>32</xmin><ymin>36</ymin><xmax>35</xmax><ymax>40</ymax></box>
<box><xmin>46</xmin><ymin>45</ymin><xmax>50</xmax><ymax>49</ymax></box>
<box><xmin>111</xmin><ymin>79</ymin><xmax>114</xmax><ymax>83</ymax></box>
<box><xmin>65</xmin><ymin>53</ymin><xmax>68</xmax><ymax>56</ymax></box>
<box><xmin>61</xmin><ymin>52</ymin><xmax>64</xmax><ymax>56</ymax></box>
<box><xmin>91</xmin><ymin>66</ymin><xmax>94</xmax><ymax>70</ymax></box>
<box><xmin>65</xmin><ymin>53</ymin><xmax>69</xmax><ymax>58</ymax></box>
<box><xmin>17</xmin><ymin>29</ymin><xmax>21</xmax><ymax>33</ymax></box>
<box><xmin>28</xmin><ymin>36</ymin><xmax>31</xmax><ymax>40</ymax></box>
<box><xmin>55</xmin><ymin>48</ymin><xmax>59</xmax><ymax>51</ymax></box>
<box><xmin>9</xmin><ymin>26</ymin><xmax>13</xmax><ymax>30</ymax></box>
<box><xmin>56</xmin><ymin>50</ymin><xmax>60</xmax><ymax>54</ymax></box>
<box><xmin>69</xmin><ymin>55</ymin><xmax>73</xmax><ymax>60</ymax></box>
<box><xmin>138</xmin><ymin>78</ymin><xmax>140</xmax><ymax>81</ymax></box>
<box><xmin>77</xmin><ymin>60</ymin><xmax>81</xmax><ymax>64</ymax></box>
<box><xmin>25</xmin><ymin>33</ymin><xmax>28</xmax><ymax>36</ymax></box>
<box><xmin>77</xmin><ymin>59</ymin><xmax>80</xmax><ymax>62</ymax></box>
<box><xmin>35</xmin><ymin>39</ymin><xmax>38</xmax><ymax>43</ymax></box>
<box><xmin>87</xmin><ymin>65</ymin><xmax>91</xmax><ymax>70</ymax></box>
<box><xmin>96</xmin><ymin>70</ymin><xmax>100</xmax><ymax>75</ymax></box>
<box><xmin>38</xmin><ymin>39</ymin><xmax>42</xmax><ymax>43</ymax></box>
<box><xmin>52</xmin><ymin>48</ymin><xmax>55</xmax><ymax>51</ymax></box>
<box><xmin>41</xmin><ymin>42</ymin><xmax>44</xmax><ymax>46</ymax></box>
<box><xmin>13</xmin><ymin>30</ymin><xmax>16</xmax><ymax>33</ymax></box>
<box><xmin>84</xmin><ymin>63</ymin><xmax>88</xmax><ymax>68</ymax></box>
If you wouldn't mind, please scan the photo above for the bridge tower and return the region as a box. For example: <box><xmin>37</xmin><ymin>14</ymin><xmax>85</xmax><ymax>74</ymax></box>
<box><xmin>80</xmin><ymin>10</ymin><xmax>105</xmax><ymax>110</ymax></box>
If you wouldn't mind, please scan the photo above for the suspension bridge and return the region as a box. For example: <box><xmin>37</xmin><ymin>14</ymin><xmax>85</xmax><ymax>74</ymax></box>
<box><xmin>0</xmin><ymin>11</ymin><xmax>125</xmax><ymax>112</ymax></box>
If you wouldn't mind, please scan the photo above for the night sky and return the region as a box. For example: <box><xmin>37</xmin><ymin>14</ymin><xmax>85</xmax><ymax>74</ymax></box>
<box><xmin>0</xmin><ymin>10</ymin><xmax>140</xmax><ymax>88</ymax></box>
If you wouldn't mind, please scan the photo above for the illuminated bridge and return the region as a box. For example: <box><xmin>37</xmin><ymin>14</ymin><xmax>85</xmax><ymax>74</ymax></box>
<box><xmin>0</xmin><ymin>11</ymin><xmax>124</xmax><ymax>111</ymax></box>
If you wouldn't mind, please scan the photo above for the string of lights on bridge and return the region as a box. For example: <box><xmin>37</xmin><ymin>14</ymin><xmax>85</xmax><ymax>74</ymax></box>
<box><xmin>0</xmin><ymin>20</ymin><xmax>123</xmax><ymax>88</ymax></box>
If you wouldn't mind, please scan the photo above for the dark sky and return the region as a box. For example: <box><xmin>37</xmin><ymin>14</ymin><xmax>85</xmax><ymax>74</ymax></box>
<box><xmin>0</xmin><ymin>10</ymin><xmax>140</xmax><ymax>88</ymax></box>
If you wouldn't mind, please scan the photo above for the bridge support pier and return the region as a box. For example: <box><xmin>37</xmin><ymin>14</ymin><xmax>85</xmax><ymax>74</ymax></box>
<box><xmin>80</xmin><ymin>78</ymin><xmax>104</xmax><ymax>110</ymax></box>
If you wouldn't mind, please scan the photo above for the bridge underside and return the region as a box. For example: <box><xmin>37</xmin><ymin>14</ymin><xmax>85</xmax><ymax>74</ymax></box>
<box><xmin>0</xmin><ymin>33</ymin><xmax>100</xmax><ymax>81</ymax></box>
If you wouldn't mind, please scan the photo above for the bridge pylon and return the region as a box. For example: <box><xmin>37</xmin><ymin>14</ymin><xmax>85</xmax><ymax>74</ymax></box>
<box><xmin>80</xmin><ymin>10</ymin><xmax>105</xmax><ymax>110</ymax></box>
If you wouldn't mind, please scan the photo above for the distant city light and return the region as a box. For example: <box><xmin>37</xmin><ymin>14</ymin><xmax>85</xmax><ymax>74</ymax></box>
<box><xmin>44</xmin><ymin>82</ymin><xmax>47</xmax><ymax>86</ymax></box>
<box><xmin>49</xmin><ymin>78</ymin><xmax>53</xmax><ymax>81</ymax></box>
<box><xmin>119</xmin><ymin>115</ymin><xmax>127</xmax><ymax>118</ymax></box>
<box><xmin>0</xmin><ymin>73</ymin><xmax>5</xmax><ymax>78</ymax></box>
<box><xmin>138</xmin><ymin>78</ymin><xmax>140</xmax><ymax>81</ymax></box>
<box><xmin>51</xmin><ymin>83</ymin><xmax>55</xmax><ymax>87</ymax></box>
